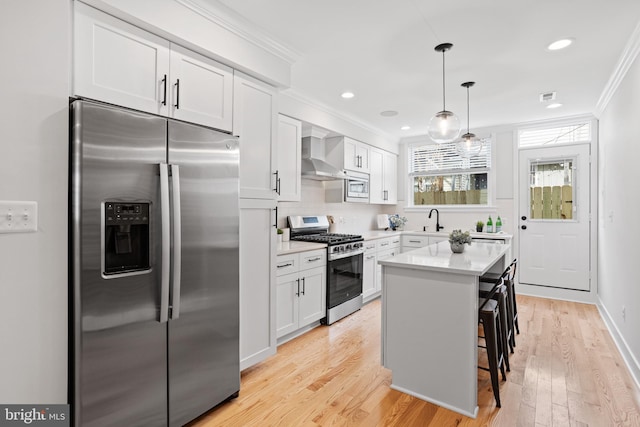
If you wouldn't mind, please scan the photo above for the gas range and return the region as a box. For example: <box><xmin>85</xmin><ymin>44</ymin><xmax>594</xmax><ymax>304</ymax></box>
<box><xmin>287</xmin><ymin>215</ymin><xmax>365</xmax><ymax>324</ymax></box>
<box><xmin>288</xmin><ymin>216</ymin><xmax>364</xmax><ymax>261</ymax></box>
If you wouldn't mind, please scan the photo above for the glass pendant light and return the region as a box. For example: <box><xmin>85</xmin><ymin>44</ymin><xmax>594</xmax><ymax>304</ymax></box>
<box><xmin>456</xmin><ymin>81</ymin><xmax>483</xmax><ymax>158</ymax></box>
<box><xmin>428</xmin><ymin>43</ymin><xmax>461</xmax><ymax>144</ymax></box>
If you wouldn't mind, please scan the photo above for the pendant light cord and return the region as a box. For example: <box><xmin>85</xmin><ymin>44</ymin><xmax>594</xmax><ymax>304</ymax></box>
<box><xmin>466</xmin><ymin>85</ymin><xmax>470</xmax><ymax>134</ymax></box>
<box><xmin>442</xmin><ymin>49</ymin><xmax>446</xmax><ymax>111</ymax></box>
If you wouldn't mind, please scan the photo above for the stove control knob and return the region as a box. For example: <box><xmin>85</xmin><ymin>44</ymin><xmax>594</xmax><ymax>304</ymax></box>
<box><xmin>333</xmin><ymin>247</ymin><xmax>340</xmax><ymax>253</ymax></box>
<box><xmin>345</xmin><ymin>244</ymin><xmax>352</xmax><ymax>251</ymax></box>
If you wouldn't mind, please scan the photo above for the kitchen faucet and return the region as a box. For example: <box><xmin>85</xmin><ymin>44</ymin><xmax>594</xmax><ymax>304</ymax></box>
<box><xmin>428</xmin><ymin>208</ymin><xmax>444</xmax><ymax>232</ymax></box>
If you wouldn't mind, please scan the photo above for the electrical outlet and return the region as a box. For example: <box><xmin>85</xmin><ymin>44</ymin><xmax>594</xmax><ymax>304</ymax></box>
<box><xmin>0</xmin><ymin>201</ymin><xmax>38</xmax><ymax>233</ymax></box>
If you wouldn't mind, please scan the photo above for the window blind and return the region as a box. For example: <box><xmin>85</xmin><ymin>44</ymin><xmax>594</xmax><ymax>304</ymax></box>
<box><xmin>518</xmin><ymin>122</ymin><xmax>591</xmax><ymax>147</ymax></box>
<box><xmin>409</xmin><ymin>139</ymin><xmax>491</xmax><ymax>175</ymax></box>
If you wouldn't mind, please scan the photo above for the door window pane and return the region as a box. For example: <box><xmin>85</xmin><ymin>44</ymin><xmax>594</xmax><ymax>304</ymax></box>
<box><xmin>529</xmin><ymin>159</ymin><xmax>574</xmax><ymax>219</ymax></box>
<box><xmin>413</xmin><ymin>173</ymin><xmax>488</xmax><ymax>205</ymax></box>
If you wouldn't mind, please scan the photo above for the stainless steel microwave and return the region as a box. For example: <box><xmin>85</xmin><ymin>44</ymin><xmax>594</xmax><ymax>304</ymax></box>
<box><xmin>344</xmin><ymin>171</ymin><xmax>369</xmax><ymax>202</ymax></box>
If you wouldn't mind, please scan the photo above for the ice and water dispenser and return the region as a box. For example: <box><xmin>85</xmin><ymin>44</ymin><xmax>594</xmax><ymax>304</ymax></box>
<box><xmin>103</xmin><ymin>202</ymin><xmax>150</xmax><ymax>275</ymax></box>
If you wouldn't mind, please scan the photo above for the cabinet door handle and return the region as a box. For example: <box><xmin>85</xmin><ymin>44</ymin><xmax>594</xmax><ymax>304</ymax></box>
<box><xmin>161</xmin><ymin>74</ymin><xmax>167</xmax><ymax>106</ymax></box>
<box><xmin>307</xmin><ymin>257</ymin><xmax>322</xmax><ymax>262</ymax></box>
<box><xmin>381</xmin><ymin>242</ymin><xmax>389</xmax><ymax>246</ymax></box>
<box><xmin>277</xmin><ymin>262</ymin><xmax>293</xmax><ymax>269</ymax></box>
<box><xmin>301</xmin><ymin>277</ymin><xmax>306</xmax><ymax>295</ymax></box>
<box><xmin>174</xmin><ymin>79</ymin><xmax>180</xmax><ymax>109</ymax></box>
<box><xmin>273</xmin><ymin>170</ymin><xmax>280</xmax><ymax>195</ymax></box>
<box><xmin>383</xmin><ymin>190</ymin><xmax>388</xmax><ymax>200</ymax></box>
<box><xmin>273</xmin><ymin>206</ymin><xmax>278</xmax><ymax>228</ymax></box>
<box><xmin>409</xmin><ymin>240</ymin><xmax>421</xmax><ymax>243</ymax></box>
<box><xmin>296</xmin><ymin>278</ymin><xmax>300</xmax><ymax>296</ymax></box>
<box><xmin>366</xmin><ymin>255</ymin><xmax>375</xmax><ymax>260</ymax></box>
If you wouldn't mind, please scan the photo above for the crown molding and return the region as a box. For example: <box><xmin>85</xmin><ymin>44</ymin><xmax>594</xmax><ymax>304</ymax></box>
<box><xmin>174</xmin><ymin>0</ymin><xmax>301</xmax><ymax>65</ymax></box>
<box><xmin>595</xmin><ymin>20</ymin><xmax>640</xmax><ymax>117</ymax></box>
<box><xmin>282</xmin><ymin>88</ymin><xmax>398</xmax><ymax>143</ymax></box>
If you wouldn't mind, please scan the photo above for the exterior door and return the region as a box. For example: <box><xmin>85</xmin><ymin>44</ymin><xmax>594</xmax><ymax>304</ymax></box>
<box><xmin>519</xmin><ymin>144</ymin><xmax>590</xmax><ymax>291</ymax></box>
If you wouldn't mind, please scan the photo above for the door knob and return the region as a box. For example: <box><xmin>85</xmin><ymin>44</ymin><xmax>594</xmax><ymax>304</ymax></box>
<box><xmin>521</xmin><ymin>215</ymin><xmax>527</xmax><ymax>221</ymax></box>
<box><xmin>521</xmin><ymin>225</ymin><xmax>527</xmax><ymax>230</ymax></box>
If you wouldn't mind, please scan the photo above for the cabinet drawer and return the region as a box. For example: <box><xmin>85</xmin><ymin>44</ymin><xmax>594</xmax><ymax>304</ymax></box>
<box><xmin>276</xmin><ymin>253</ymin><xmax>299</xmax><ymax>277</ymax></box>
<box><xmin>376</xmin><ymin>237</ymin><xmax>400</xmax><ymax>251</ymax></box>
<box><xmin>300</xmin><ymin>249</ymin><xmax>326</xmax><ymax>270</ymax></box>
<box><xmin>377</xmin><ymin>247</ymin><xmax>399</xmax><ymax>260</ymax></box>
<box><xmin>363</xmin><ymin>241</ymin><xmax>377</xmax><ymax>253</ymax></box>
<box><xmin>402</xmin><ymin>235</ymin><xmax>429</xmax><ymax>248</ymax></box>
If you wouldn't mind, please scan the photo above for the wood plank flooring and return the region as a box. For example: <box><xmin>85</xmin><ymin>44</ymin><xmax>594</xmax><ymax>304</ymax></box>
<box><xmin>189</xmin><ymin>295</ymin><xmax>640</xmax><ymax>426</ymax></box>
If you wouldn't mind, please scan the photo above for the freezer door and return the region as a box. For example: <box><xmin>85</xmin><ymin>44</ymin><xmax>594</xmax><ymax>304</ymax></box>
<box><xmin>167</xmin><ymin>120</ymin><xmax>240</xmax><ymax>426</ymax></box>
<box><xmin>70</xmin><ymin>100</ymin><xmax>169</xmax><ymax>427</ymax></box>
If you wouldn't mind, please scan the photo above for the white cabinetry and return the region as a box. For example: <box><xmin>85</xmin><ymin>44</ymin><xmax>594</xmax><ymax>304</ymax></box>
<box><xmin>362</xmin><ymin>241</ymin><xmax>378</xmax><ymax>301</ymax></box>
<box><xmin>234</xmin><ymin>72</ymin><xmax>278</xmax><ymax>199</ymax></box>
<box><xmin>325</xmin><ymin>136</ymin><xmax>370</xmax><ymax>173</ymax></box>
<box><xmin>276</xmin><ymin>115</ymin><xmax>302</xmax><ymax>201</ymax></box>
<box><xmin>239</xmin><ymin>199</ymin><xmax>277</xmax><ymax>371</ymax></box>
<box><xmin>401</xmin><ymin>234</ymin><xmax>449</xmax><ymax>253</ymax></box>
<box><xmin>169</xmin><ymin>44</ymin><xmax>233</xmax><ymax>131</ymax></box>
<box><xmin>362</xmin><ymin>236</ymin><xmax>401</xmax><ymax>303</ymax></box>
<box><xmin>369</xmin><ymin>149</ymin><xmax>397</xmax><ymax>204</ymax></box>
<box><xmin>74</xmin><ymin>2</ymin><xmax>233</xmax><ymax>131</ymax></box>
<box><xmin>276</xmin><ymin>250</ymin><xmax>326</xmax><ymax>340</ymax></box>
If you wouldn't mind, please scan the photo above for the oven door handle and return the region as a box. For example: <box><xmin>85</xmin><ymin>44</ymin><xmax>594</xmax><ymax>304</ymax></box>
<box><xmin>328</xmin><ymin>249</ymin><xmax>364</xmax><ymax>261</ymax></box>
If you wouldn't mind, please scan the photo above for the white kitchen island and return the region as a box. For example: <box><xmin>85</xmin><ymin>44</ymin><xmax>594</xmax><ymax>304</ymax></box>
<box><xmin>379</xmin><ymin>240</ymin><xmax>511</xmax><ymax>418</ymax></box>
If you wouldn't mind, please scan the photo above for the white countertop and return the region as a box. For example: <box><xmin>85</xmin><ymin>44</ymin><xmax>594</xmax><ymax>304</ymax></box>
<box><xmin>277</xmin><ymin>240</ymin><xmax>327</xmax><ymax>255</ymax></box>
<box><xmin>361</xmin><ymin>230</ymin><xmax>403</xmax><ymax>240</ymax></box>
<box><xmin>378</xmin><ymin>240</ymin><xmax>510</xmax><ymax>276</ymax></box>
<box><xmin>402</xmin><ymin>230</ymin><xmax>512</xmax><ymax>240</ymax></box>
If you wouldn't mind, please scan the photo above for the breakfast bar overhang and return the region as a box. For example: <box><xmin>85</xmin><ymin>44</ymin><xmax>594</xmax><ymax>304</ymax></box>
<box><xmin>379</xmin><ymin>240</ymin><xmax>511</xmax><ymax>418</ymax></box>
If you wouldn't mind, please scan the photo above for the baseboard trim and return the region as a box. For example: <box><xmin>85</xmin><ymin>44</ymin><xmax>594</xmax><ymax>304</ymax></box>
<box><xmin>597</xmin><ymin>299</ymin><xmax>640</xmax><ymax>391</ymax></box>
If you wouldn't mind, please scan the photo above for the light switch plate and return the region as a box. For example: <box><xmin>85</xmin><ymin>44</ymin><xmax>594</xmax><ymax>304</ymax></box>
<box><xmin>0</xmin><ymin>201</ymin><xmax>38</xmax><ymax>233</ymax></box>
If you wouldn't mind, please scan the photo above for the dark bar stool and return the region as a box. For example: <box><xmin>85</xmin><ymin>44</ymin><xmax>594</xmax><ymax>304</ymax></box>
<box><xmin>478</xmin><ymin>276</ymin><xmax>507</xmax><ymax>408</ymax></box>
<box><xmin>480</xmin><ymin>259</ymin><xmax>518</xmax><ymax>350</ymax></box>
<box><xmin>479</xmin><ymin>278</ymin><xmax>511</xmax><ymax>367</ymax></box>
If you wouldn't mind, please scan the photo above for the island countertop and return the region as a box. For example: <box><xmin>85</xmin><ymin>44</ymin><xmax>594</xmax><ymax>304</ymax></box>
<box><xmin>378</xmin><ymin>240</ymin><xmax>510</xmax><ymax>276</ymax></box>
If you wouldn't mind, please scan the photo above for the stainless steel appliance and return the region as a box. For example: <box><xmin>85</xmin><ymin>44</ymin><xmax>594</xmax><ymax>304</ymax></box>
<box><xmin>69</xmin><ymin>100</ymin><xmax>240</xmax><ymax>427</ymax></box>
<box><xmin>288</xmin><ymin>215</ymin><xmax>364</xmax><ymax>324</ymax></box>
<box><xmin>344</xmin><ymin>171</ymin><xmax>369</xmax><ymax>202</ymax></box>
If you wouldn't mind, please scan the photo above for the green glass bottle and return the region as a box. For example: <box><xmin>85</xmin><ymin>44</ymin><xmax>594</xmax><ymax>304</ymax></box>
<box><xmin>487</xmin><ymin>216</ymin><xmax>493</xmax><ymax>233</ymax></box>
<box><xmin>496</xmin><ymin>216</ymin><xmax>502</xmax><ymax>232</ymax></box>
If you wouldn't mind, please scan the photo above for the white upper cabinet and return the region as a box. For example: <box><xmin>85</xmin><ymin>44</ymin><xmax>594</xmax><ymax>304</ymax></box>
<box><xmin>74</xmin><ymin>2</ymin><xmax>170</xmax><ymax>116</ymax></box>
<box><xmin>276</xmin><ymin>115</ymin><xmax>302</xmax><ymax>202</ymax></box>
<box><xmin>233</xmin><ymin>72</ymin><xmax>278</xmax><ymax>199</ymax></box>
<box><xmin>169</xmin><ymin>44</ymin><xmax>233</xmax><ymax>131</ymax></box>
<box><xmin>325</xmin><ymin>136</ymin><xmax>370</xmax><ymax>173</ymax></box>
<box><xmin>369</xmin><ymin>148</ymin><xmax>397</xmax><ymax>204</ymax></box>
<box><xmin>73</xmin><ymin>2</ymin><xmax>233</xmax><ymax>131</ymax></box>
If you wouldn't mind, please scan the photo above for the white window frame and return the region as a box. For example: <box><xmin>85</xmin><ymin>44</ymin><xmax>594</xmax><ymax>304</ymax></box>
<box><xmin>405</xmin><ymin>136</ymin><xmax>496</xmax><ymax>212</ymax></box>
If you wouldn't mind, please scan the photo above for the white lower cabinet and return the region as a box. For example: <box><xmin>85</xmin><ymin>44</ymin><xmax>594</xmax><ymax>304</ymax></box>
<box><xmin>363</xmin><ymin>237</ymin><xmax>400</xmax><ymax>303</ymax></box>
<box><xmin>276</xmin><ymin>250</ymin><xmax>326</xmax><ymax>340</ymax></box>
<box><xmin>362</xmin><ymin>241</ymin><xmax>377</xmax><ymax>301</ymax></box>
<box><xmin>239</xmin><ymin>199</ymin><xmax>277</xmax><ymax>371</ymax></box>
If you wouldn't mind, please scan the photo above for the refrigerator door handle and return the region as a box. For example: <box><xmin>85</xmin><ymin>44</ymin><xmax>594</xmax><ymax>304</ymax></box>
<box><xmin>159</xmin><ymin>164</ymin><xmax>171</xmax><ymax>323</ymax></box>
<box><xmin>170</xmin><ymin>164</ymin><xmax>182</xmax><ymax>319</ymax></box>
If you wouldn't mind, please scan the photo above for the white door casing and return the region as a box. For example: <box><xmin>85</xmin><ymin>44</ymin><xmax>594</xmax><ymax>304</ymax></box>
<box><xmin>518</xmin><ymin>144</ymin><xmax>590</xmax><ymax>291</ymax></box>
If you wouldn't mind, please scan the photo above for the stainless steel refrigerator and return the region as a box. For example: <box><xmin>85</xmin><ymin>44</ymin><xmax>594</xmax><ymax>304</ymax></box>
<box><xmin>69</xmin><ymin>100</ymin><xmax>240</xmax><ymax>426</ymax></box>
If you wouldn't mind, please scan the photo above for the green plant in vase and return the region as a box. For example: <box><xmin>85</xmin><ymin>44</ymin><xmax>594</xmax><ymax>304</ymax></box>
<box><xmin>476</xmin><ymin>221</ymin><xmax>484</xmax><ymax>232</ymax></box>
<box><xmin>448</xmin><ymin>229</ymin><xmax>472</xmax><ymax>253</ymax></box>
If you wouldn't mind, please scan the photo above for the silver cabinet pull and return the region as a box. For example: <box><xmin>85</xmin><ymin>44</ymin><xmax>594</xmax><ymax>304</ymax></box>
<box><xmin>301</xmin><ymin>277</ymin><xmax>306</xmax><ymax>295</ymax></box>
<box><xmin>296</xmin><ymin>278</ymin><xmax>300</xmax><ymax>296</ymax></box>
<box><xmin>409</xmin><ymin>240</ymin><xmax>421</xmax><ymax>243</ymax></box>
<box><xmin>277</xmin><ymin>262</ymin><xmax>293</xmax><ymax>269</ymax></box>
<box><xmin>159</xmin><ymin>164</ymin><xmax>170</xmax><ymax>323</ymax></box>
<box><xmin>307</xmin><ymin>257</ymin><xmax>322</xmax><ymax>262</ymax></box>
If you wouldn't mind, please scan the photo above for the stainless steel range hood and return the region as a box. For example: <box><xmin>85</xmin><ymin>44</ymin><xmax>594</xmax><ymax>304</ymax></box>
<box><xmin>301</xmin><ymin>136</ymin><xmax>347</xmax><ymax>180</ymax></box>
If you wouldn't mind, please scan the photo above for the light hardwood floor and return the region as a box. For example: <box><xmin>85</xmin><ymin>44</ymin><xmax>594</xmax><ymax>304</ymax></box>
<box><xmin>190</xmin><ymin>295</ymin><xmax>640</xmax><ymax>426</ymax></box>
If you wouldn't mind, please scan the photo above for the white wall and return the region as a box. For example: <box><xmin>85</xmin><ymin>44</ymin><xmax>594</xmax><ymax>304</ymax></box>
<box><xmin>598</xmin><ymin>50</ymin><xmax>640</xmax><ymax>384</ymax></box>
<box><xmin>0</xmin><ymin>1</ymin><xmax>70</xmax><ymax>403</ymax></box>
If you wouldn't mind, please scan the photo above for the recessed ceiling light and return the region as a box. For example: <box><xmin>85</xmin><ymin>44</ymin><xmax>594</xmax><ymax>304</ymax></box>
<box><xmin>547</xmin><ymin>38</ymin><xmax>574</xmax><ymax>51</ymax></box>
<box><xmin>400</xmin><ymin>125</ymin><xmax>411</xmax><ymax>130</ymax></box>
<box><xmin>380</xmin><ymin>110</ymin><xmax>398</xmax><ymax>117</ymax></box>
<box><xmin>546</xmin><ymin>103</ymin><xmax>563</xmax><ymax>109</ymax></box>
<box><xmin>341</xmin><ymin>92</ymin><xmax>355</xmax><ymax>99</ymax></box>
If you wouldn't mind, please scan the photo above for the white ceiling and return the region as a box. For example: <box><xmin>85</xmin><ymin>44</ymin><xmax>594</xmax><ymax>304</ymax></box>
<box><xmin>211</xmin><ymin>0</ymin><xmax>640</xmax><ymax>140</ymax></box>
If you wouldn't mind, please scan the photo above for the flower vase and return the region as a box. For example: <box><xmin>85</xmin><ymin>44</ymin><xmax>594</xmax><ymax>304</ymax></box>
<box><xmin>450</xmin><ymin>242</ymin><xmax>465</xmax><ymax>253</ymax></box>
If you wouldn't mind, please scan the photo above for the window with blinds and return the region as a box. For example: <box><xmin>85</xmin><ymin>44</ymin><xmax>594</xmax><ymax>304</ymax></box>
<box><xmin>518</xmin><ymin>122</ymin><xmax>591</xmax><ymax>147</ymax></box>
<box><xmin>409</xmin><ymin>140</ymin><xmax>492</xmax><ymax>206</ymax></box>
